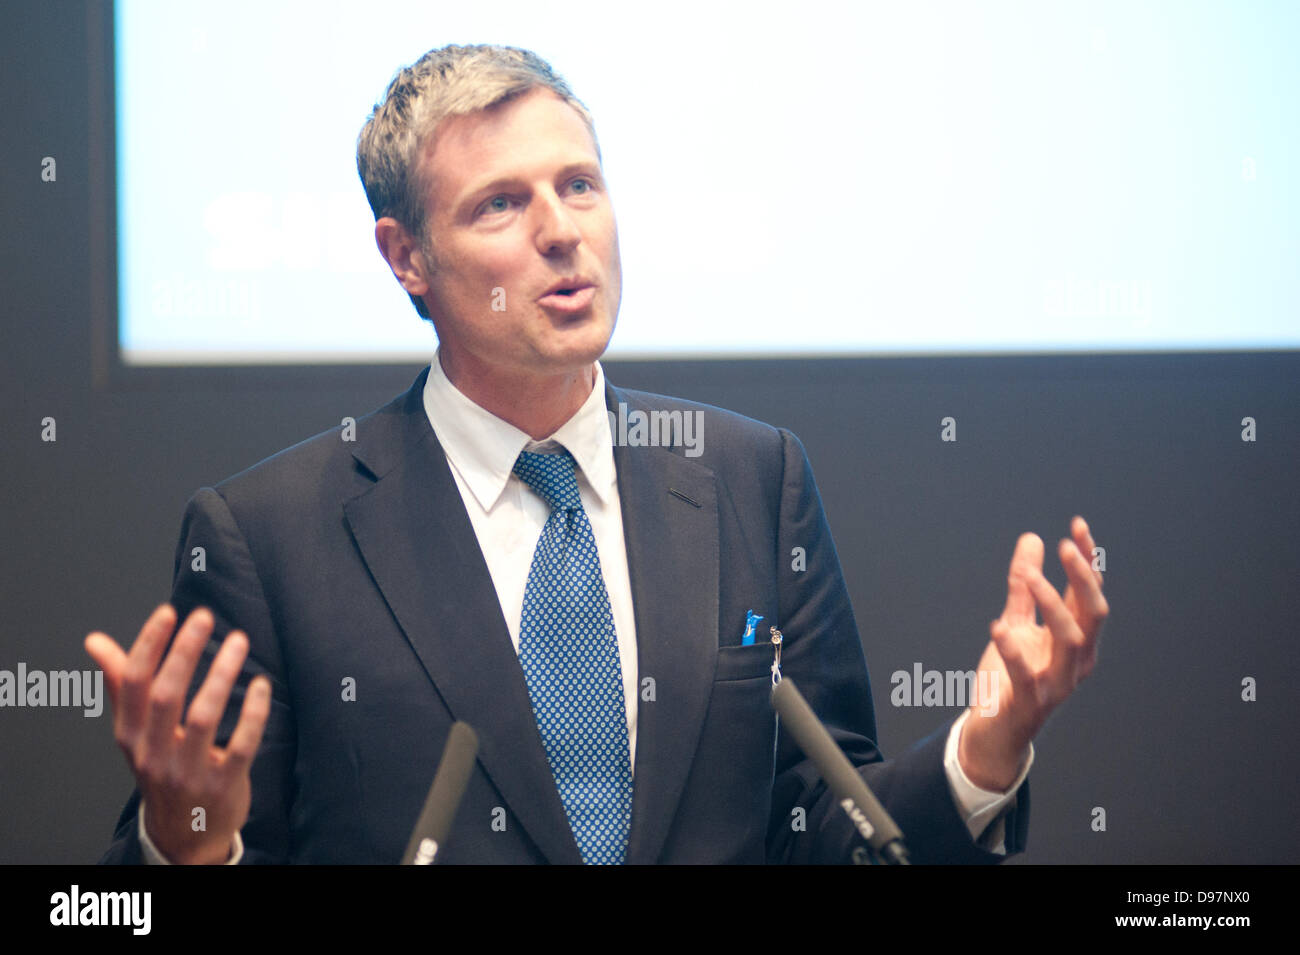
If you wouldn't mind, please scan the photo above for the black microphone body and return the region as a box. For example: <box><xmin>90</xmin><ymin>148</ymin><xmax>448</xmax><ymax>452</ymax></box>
<box><xmin>401</xmin><ymin>721</ymin><xmax>480</xmax><ymax>865</ymax></box>
<box><xmin>771</xmin><ymin>678</ymin><xmax>910</xmax><ymax>865</ymax></box>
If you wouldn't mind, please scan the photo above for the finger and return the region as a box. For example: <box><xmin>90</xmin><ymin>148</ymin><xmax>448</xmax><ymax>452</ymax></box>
<box><xmin>84</xmin><ymin>633</ymin><xmax>126</xmax><ymax>717</ymax></box>
<box><xmin>1059</xmin><ymin>536</ymin><xmax>1109</xmax><ymax>628</ymax></box>
<box><xmin>223</xmin><ymin>675</ymin><xmax>272</xmax><ymax>778</ymax></box>
<box><xmin>1059</xmin><ymin>535</ymin><xmax>1107</xmax><ymax>681</ymax></box>
<box><xmin>988</xmin><ymin>618</ymin><xmax>1036</xmax><ymax>700</ymax></box>
<box><xmin>143</xmin><ymin>607</ymin><xmax>215</xmax><ymax>759</ymax></box>
<box><xmin>179</xmin><ymin>631</ymin><xmax>250</xmax><ymax>772</ymax></box>
<box><xmin>1001</xmin><ymin>533</ymin><xmax>1045</xmax><ymax>623</ymax></box>
<box><xmin>1072</xmin><ymin>515</ymin><xmax>1103</xmax><ymax>587</ymax></box>
<box><xmin>1023</xmin><ymin>566</ymin><xmax>1085</xmax><ymax>691</ymax></box>
<box><xmin>120</xmin><ymin>605</ymin><xmax>179</xmax><ymax>742</ymax></box>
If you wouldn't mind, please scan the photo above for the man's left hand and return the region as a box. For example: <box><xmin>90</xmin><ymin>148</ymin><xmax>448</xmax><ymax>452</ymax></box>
<box><xmin>958</xmin><ymin>516</ymin><xmax>1109</xmax><ymax>791</ymax></box>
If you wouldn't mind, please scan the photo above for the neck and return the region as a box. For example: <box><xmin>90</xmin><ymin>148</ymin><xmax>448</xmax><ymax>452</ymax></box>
<box><xmin>438</xmin><ymin>350</ymin><xmax>597</xmax><ymax>440</ymax></box>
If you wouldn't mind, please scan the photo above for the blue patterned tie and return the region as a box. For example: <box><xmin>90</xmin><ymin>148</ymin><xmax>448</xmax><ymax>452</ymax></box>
<box><xmin>513</xmin><ymin>449</ymin><xmax>632</xmax><ymax>864</ymax></box>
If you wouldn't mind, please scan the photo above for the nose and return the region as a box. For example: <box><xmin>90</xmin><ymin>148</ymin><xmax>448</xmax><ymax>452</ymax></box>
<box><xmin>532</xmin><ymin>188</ymin><xmax>582</xmax><ymax>257</ymax></box>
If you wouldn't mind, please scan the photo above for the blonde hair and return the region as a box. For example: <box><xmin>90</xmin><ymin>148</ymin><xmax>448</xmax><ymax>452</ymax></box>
<box><xmin>357</xmin><ymin>44</ymin><xmax>600</xmax><ymax>318</ymax></box>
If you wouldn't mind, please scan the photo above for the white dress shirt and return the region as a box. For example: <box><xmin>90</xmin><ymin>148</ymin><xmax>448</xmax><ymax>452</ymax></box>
<box><xmin>420</xmin><ymin>353</ymin><xmax>641</xmax><ymax>769</ymax></box>
<box><xmin>141</xmin><ymin>351</ymin><xmax>1030</xmax><ymax>862</ymax></box>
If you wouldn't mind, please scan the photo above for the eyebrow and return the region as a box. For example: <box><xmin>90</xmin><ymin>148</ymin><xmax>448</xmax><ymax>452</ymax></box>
<box><xmin>457</xmin><ymin>161</ymin><xmax>604</xmax><ymax>213</ymax></box>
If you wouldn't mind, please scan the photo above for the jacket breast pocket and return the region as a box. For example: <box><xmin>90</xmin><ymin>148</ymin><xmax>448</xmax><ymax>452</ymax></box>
<box><xmin>694</xmin><ymin>642</ymin><xmax>780</xmax><ymax>844</ymax></box>
<box><xmin>714</xmin><ymin>642</ymin><xmax>777</xmax><ymax>683</ymax></box>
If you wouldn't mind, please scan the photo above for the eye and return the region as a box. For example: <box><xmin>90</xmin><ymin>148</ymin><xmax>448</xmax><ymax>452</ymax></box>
<box><xmin>481</xmin><ymin>195</ymin><xmax>512</xmax><ymax>216</ymax></box>
<box><xmin>570</xmin><ymin>177</ymin><xmax>597</xmax><ymax>195</ymax></box>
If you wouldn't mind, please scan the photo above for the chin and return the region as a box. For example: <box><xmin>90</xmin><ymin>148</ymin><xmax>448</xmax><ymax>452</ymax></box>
<box><xmin>539</xmin><ymin>342</ymin><xmax>610</xmax><ymax>373</ymax></box>
<box><xmin>540</xmin><ymin>319</ymin><xmax>615</xmax><ymax>364</ymax></box>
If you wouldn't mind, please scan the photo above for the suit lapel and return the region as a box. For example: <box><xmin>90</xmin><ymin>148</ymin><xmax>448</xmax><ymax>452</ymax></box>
<box><xmin>342</xmin><ymin>369</ymin><xmax>582</xmax><ymax>864</ymax></box>
<box><xmin>607</xmin><ymin>384</ymin><xmax>721</xmax><ymax>864</ymax></box>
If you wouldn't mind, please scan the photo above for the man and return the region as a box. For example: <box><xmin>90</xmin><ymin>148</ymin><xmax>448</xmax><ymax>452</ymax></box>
<box><xmin>88</xmin><ymin>45</ymin><xmax>1107</xmax><ymax>864</ymax></box>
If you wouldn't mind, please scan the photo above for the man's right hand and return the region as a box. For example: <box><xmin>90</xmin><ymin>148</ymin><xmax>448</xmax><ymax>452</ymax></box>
<box><xmin>85</xmin><ymin>604</ymin><xmax>271</xmax><ymax>865</ymax></box>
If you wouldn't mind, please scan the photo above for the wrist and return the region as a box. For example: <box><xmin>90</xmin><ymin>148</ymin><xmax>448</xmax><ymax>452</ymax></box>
<box><xmin>142</xmin><ymin>804</ymin><xmax>234</xmax><ymax>865</ymax></box>
<box><xmin>958</xmin><ymin>711</ymin><xmax>1028</xmax><ymax>792</ymax></box>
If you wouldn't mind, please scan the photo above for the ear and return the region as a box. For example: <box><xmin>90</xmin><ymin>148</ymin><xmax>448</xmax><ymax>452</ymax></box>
<box><xmin>375</xmin><ymin>217</ymin><xmax>432</xmax><ymax>300</ymax></box>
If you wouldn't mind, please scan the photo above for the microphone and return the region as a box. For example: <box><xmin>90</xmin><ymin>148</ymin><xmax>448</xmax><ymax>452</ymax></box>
<box><xmin>401</xmin><ymin>721</ymin><xmax>480</xmax><ymax>865</ymax></box>
<box><xmin>771</xmin><ymin>678</ymin><xmax>910</xmax><ymax>865</ymax></box>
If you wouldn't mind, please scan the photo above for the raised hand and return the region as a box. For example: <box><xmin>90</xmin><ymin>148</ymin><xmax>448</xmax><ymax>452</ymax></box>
<box><xmin>85</xmin><ymin>604</ymin><xmax>271</xmax><ymax>864</ymax></box>
<box><xmin>958</xmin><ymin>516</ymin><xmax>1109</xmax><ymax>791</ymax></box>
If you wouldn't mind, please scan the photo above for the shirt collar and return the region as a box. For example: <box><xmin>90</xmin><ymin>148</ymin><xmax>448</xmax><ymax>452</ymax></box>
<box><xmin>422</xmin><ymin>348</ymin><xmax>616</xmax><ymax>512</ymax></box>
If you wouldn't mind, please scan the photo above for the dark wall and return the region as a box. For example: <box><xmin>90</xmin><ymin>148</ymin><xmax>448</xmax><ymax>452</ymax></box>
<box><xmin>2</xmin><ymin>2</ymin><xmax>1296</xmax><ymax>864</ymax></box>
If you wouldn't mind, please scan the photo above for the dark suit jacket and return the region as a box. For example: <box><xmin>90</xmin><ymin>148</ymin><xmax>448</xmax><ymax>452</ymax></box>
<box><xmin>101</xmin><ymin>368</ymin><xmax>1027</xmax><ymax>863</ymax></box>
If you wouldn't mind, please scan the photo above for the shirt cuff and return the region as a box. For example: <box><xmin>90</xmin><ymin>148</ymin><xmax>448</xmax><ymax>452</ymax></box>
<box><xmin>138</xmin><ymin>801</ymin><xmax>244</xmax><ymax>865</ymax></box>
<box><xmin>942</xmin><ymin>710</ymin><xmax>1034</xmax><ymax>854</ymax></box>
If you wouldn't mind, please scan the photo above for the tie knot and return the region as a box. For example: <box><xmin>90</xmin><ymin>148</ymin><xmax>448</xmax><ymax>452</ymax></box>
<box><xmin>513</xmin><ymin>449</ymin><xmax>582</xmax><ymax>512</ymax></box>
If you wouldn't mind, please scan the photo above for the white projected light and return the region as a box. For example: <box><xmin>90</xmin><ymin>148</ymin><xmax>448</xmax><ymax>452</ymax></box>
<box><xmin>116</xmin><ymin>0</ymin><xmax>1299</xmax><ymax>364</ymax></box>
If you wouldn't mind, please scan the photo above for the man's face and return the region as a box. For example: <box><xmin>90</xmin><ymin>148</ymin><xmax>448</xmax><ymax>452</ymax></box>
<box><xmin>415</xmin><ymin>87</ymin><xmax>622</xmax><ymax>382</ymax></box>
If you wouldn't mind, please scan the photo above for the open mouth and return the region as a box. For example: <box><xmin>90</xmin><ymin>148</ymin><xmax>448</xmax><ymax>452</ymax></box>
<box><xmin>538</xmin><ymin>286</ymin><xmax>596</xmax><ymax>311</ymax></box>
<box><xmin>540</xmin><ymin>280</ymin><xmax>593</xmax><ymax>299</ymax></box>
